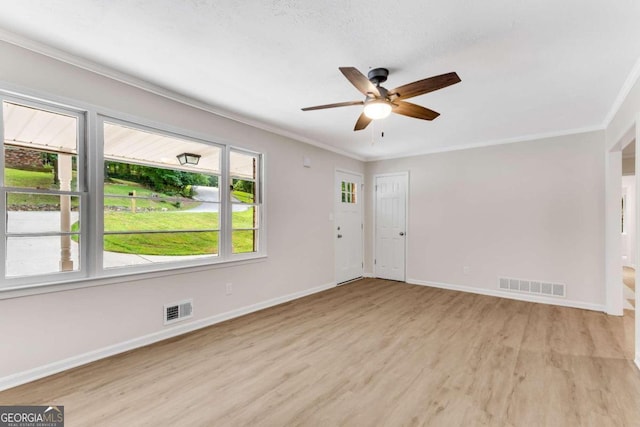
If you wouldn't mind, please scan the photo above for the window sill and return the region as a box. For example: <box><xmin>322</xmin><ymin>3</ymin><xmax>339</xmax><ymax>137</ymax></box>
<box><xmin>0</xmin><ymin>255</ymin><xmax>267</xmax><ymax>300</ymax></box>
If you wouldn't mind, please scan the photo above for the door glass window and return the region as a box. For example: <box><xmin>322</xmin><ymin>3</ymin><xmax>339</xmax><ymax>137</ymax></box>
<box><xmin>341</xmin><ymin>181</ymin><xmax>357</xmax><ymax>204</ymax></box>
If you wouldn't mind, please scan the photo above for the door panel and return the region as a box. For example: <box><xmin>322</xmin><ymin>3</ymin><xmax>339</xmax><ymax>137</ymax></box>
<box><xmin>335</xmin><ymin>171</ymin><xmax>363</xmax><ymax>284</ymax></box>
<box><xmin>375</xmin><ymin>173</ymin><xmax>407</xmax><ymax>281</ymax></box>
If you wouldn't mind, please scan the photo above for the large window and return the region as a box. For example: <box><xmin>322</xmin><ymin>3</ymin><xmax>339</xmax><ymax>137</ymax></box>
<box><xmin>102</xmin><ymin>120</ymin><xmax>223</xmax><ymax>269</ymax></box>
<box><xmin>0</xmin><ymin>93</ymin><xmax>264</xmax><ymax>291</ymax></box>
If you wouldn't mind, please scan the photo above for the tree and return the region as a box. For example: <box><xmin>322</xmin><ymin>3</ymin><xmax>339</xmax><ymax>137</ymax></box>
<box><xmin>104</xmin><ymin>160</ymin><xmax>217</xmax><ymax>197</ymax></box>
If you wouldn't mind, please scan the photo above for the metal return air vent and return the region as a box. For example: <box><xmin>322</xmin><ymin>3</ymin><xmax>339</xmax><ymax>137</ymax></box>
<box><xmin>164</xmin><ymin>299</ymin><xmax>193</xmax><ymax>325</ymax></box>
<box><xmin>499</xmin><ymin>277</ymin><xmax>565</xmax><ymax>298</ymax></box>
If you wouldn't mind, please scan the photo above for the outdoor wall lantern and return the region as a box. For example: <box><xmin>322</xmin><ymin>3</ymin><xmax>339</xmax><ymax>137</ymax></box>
<box><xmin>177</xmin><ymin>152</ymin><xmax>201</xmax><ymax>165</ymax></box>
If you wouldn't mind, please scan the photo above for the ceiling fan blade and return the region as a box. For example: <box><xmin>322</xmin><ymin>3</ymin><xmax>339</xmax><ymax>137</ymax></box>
<box><xmin>301</xmin><ymin>101</ymin><xmax>364</xmax><ymax>111</ymax></box>
<box><xmin>392</xmin><ymin>101</ymin><xmax>440</xmax><ymax>120</ymax></box>
<box><xmin>339</xmin><ymin>67</ymin><xmax>380</xmax><ymax>97</ymax></box>
<box><xmin>354</xmin><ymin>112</ymin><xmax>373</xmax><ymax>131</ymax></box>
<box><xmin>389</xmin><ymin>72</ymin><xmax>461</xmax><ymax>100</ymax></box>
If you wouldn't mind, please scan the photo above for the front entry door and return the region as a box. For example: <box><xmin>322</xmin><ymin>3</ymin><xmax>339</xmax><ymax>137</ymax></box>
<box><xmin>375</xmin><ymin>173</ymin><xmax>407</xmax><ymax>281</ymax></box>
<box><xmin>335</xmin><ymin>171</ymin><xmax>363</xmax><ymax>284</ymax></box>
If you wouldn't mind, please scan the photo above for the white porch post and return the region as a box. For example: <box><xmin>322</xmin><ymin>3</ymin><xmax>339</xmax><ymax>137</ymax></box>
<box><xmin>58</xmin><ymin>154</ymin><xmax>73</xmax><ymax>271</ymax></box>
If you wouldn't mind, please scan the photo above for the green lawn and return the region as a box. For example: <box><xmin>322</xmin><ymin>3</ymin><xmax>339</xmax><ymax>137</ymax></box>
<box><xmin>5</xmin><ymin>168</ymin><xmax>80</xmax><ymax>207</ymax></box>
<box><xmin>10</xmin><ymin>167</ymin><xmax>257</xmax><ymax>255</ymax></box>
<box><xmin>101</xmin><ymin>208</ymin><xmax>255</xmax><ymax>255</ymax></box>
<box><xmin>5</xmin><ymin>169</ymin><xmax>197</xmax><ymax>211</ymax></box>
<box><xmin>104</xmin><ymin>179</ymin><xmax>198</xmax><ymax>211</ymax></box>
<box><xmin>232</xmin><ymin>190</ymin><xmax>254</xmax><ymax>203</ymax></box>
<box><xmin>5</xmin><ymin>167</ymin><xmax>60</xmax><ymax>188</ymax></box>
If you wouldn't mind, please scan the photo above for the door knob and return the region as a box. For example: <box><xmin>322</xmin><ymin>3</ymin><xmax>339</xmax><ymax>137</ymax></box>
<box><xmin>399</xmin><ymin>232</ymin><xmax>405</xmax><ymax>236</ymax></box>
<box><xmin>337</xmin><ymin>234</ymin><xmax>343</xmax><ymax>238</ymax></box>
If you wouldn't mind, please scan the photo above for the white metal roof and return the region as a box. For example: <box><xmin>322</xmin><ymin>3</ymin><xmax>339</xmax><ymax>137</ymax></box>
<box><xmin>3</xmin><ymin>101</ymin><xmax>255</xmax><ymax>179</ymax></box>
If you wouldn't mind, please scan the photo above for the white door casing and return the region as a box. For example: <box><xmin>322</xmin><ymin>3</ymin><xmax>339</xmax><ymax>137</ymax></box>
<box><xmin>335</xmin><ymin>170</ymin><xmax>363</xmax><ymax>284</ymax></box>
<box><xmin>375</xmin><ymin>172</ymin><xmax>407</xmax><ymax>281</ymax></box>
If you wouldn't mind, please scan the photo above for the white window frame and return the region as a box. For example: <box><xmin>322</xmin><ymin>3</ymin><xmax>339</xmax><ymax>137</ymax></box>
<box><xmin>0</xmin><ymin>90</ymin><xmax>266</xmax><ymax>295</ymax></box>
<box><xmin>228</xmin><ymin>147</ymin><xmax>263</xmax><ymax>258</ymax></box>
<box><xmin>0</xmin><ymin>95</ymin><xmax>89</xmax><ymax>288</ymax></box>
<box><xmin>97</xmin><ymin>115</ymin><xmax>228</xmax><ymax>272</ymax></box>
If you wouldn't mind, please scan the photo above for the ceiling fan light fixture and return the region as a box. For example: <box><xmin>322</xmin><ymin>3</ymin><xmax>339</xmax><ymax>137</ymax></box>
<box><xmin>363</xmin><ymin>100</ymin><xmax>392</xmax><ymax>120</ymax></box>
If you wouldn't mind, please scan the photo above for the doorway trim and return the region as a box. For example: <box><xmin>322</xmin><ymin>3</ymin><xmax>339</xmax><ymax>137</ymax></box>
<box><xmin>605</xmin><ymin>113</ymin><xmax>640</xmax><ymax>370</ymax></box>
<box><xmin>373</xmin><ymin>171</ymin><xmax>409</xmax><ymax>281</ymax></box>
<box><xmin>334</xmin><ymin>168</ymin><xmax>364</xmax><ymax>285</ymax></box>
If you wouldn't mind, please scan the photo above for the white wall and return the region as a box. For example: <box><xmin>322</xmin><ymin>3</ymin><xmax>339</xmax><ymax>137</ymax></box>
<box><xmin>0</xmin><ymin>41</ymin><xmax>364</xmax><ymax>384</ymax></box>
<box><xmin>365</xmin><ymin>131</ymin><xmax>606</xmax><ymax>308</ymax></box>
<box><xmin>622</xmin><ymin>175</ymin><xmax>636</xmax><ymax>268</ymax></box>
<box><xmin>623</xmin><ymin>156</ymin><xmax>635</xmax><ymax>175</ymax></box>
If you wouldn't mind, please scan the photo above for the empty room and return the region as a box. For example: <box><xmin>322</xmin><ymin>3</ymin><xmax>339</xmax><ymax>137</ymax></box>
<box><xmin>1</xmin><ymin>1</ymin><xmax>640</xmax><ymax>426</ymax></box>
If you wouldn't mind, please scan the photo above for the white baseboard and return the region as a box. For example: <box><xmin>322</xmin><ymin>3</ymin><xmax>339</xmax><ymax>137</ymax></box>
<box><xmin>363</xmin><ymin>271</ymin><xmax>374</xmax><ymax>278</ymax></box>
<box><xmin>0</xmin><ymin>281</ymin><xmax>336</xmax><ymax>392</ymax></box>
<box><xmin>406</xmin><ymin>278</ymin><xmax>606</xmax><ymax>312</ymax></box>
<box><xmin>635</xmin><ymin>357</ymin><xmax>640</xmax><ymax>371</ymax></box>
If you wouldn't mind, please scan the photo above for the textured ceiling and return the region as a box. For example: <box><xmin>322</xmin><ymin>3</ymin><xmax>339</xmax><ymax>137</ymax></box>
<box><xmin>0</xmin><ymin>1</ymin><xmax>639</xmax><ymax>160</ymax></box>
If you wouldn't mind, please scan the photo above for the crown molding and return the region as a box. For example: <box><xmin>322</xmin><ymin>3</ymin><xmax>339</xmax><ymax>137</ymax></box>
<box><xmin>603</xmin><ymin>55</ymin><xmax>640</xmax><ymax>129</ymax></box>
<box><xmin>2</xmin><ymin>27</ymin><xmax>636</xmax><ymax>164</ymax></box>
<box><xmin>364</xmin><ymin>125</ymin><xmax>604</xmax><ymax>162</ymax></box>
<box><xmin>0</xmin><ymin>28</ymin><xmax>365</xmax><ymax>162</ymax></box>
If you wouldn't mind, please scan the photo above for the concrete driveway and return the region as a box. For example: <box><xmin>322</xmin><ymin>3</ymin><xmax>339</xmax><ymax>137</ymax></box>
<box><xmin>5</xmin><ymin>211</ymin><xmax>211</xmax><ymax>277</ymax></box>
<box><xmin>191</xmin><ymin>186</ymin><xmax>249</xmax><ymax>212</ymax></box>
<box><xmin>6</xmin><ymin>187</ymin><xmax>251</xmax><ymax>276</ymax></box>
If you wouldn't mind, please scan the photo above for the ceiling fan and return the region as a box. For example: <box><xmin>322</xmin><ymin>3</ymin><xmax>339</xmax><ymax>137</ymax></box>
<box><xmin>302</xmin><ymin>67</ymin><xmax>461</xmax><ymax>131</ymax></box>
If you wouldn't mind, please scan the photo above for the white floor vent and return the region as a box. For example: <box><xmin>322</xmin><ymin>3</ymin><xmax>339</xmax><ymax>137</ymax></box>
<box><xmin>164</xmin><ymin>299</ymin><xmax>193</xmax><ymax>325</ymax></box>
<box><xmin>499</xmin><ymin>277</ymin><xmax>565</xmax><ymax>298</ymax></box>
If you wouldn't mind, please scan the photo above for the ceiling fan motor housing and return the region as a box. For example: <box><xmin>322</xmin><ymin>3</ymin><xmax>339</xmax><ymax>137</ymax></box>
<box><xmin>367</xmin><ymin>68</ymin><xmax>389</xmax><ymax>86</ymax></box>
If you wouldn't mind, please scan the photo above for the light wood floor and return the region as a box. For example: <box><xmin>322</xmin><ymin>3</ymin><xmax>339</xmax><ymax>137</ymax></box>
<box><xmin>1</xmin><ymin>279</ymin><xmax>639</xmax><ymax>426</ymax></box>
<box><xmin>624</xmin><ymin>266</ymin><xmax>636</xmax><ymax>309</ymax></box>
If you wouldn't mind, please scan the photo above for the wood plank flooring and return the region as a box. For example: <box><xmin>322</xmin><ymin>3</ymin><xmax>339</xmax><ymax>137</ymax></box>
<box><xmin>1</xmin><ymin>278</ymin><xmax>639</xmax><ymax>426</ymax></box>
<box><xmin>624</xmin><ymin>266</ymin><xmax>636</xmax><ymax>309</ymax></box>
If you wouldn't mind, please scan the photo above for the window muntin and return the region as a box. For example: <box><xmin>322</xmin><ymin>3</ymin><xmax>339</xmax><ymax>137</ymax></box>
<box><xmin>341</xmin><ymin>181</ymin><xmax>357</xmax><ymax>204</ymax></box>
<box><xmin>6</xmin><ymin>193</ymin><xmax>81</xmax><ymax>233</ymax></box>
<box><xmin>2</xmin><ymin>100</ymin><xmax>85</xmax><ymax>281</ymax></box>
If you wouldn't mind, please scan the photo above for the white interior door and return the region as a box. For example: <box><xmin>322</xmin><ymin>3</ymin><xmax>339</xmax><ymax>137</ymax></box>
<box><xmin>375</xmin><ymin>173</ymin><xmax>407</xmax><ymax>281</ymax></box>
<box><xmin>335</xmin><ymin>171</ymin><xmax>363</xmax><ymax>284</ymax></box>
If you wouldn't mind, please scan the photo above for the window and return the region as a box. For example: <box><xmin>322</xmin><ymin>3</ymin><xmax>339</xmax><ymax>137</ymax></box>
<box><xmin>102</xmin><ymin>120</ymin><xmax>223</xmax><ymax>269</ymax></box>
<box><xmin>1</xmin><ymin>100</ymin><xmax>86</xmax><ymax>281</ymax></box>
<box><xmin>0</xmin><ymin>92</ymin><xmax>264</xmax><ymax>291</ymax></box>
<box><xmin>230</xmin><ymin>150</ymin><xmax>261</xmax><ymax>254</ymax></box>
<box><xmin>341</xmin><ymin>180</ymin><xmax>357</xmax><ymax>204</ymax></box>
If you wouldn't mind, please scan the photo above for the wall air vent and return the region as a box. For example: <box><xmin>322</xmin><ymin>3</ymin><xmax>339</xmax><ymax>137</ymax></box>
<box><xmin>164</xmin><ymin>299</ymin><xmax>193</xmax><ymax>325</ymax></box>
<box><xmin>498</xmin><ymin>277</ymin><xmax>565</xmax><ymax>298</ymax></box>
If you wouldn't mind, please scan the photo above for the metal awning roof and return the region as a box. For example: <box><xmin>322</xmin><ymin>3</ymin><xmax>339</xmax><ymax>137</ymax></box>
<box><xmin>103</xmin><ymin>121</ymin><xmax>222</xmax><ymax>175</ymax></box>
<box><xmin>3</xmin><ymin>101</ymin><xmax>77</xmax><ymax>154</ymax></box>
<box><xmin>3</xmin><ymin>101</ymin><xmax>256</xmax><ymax>179</ymax></box>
